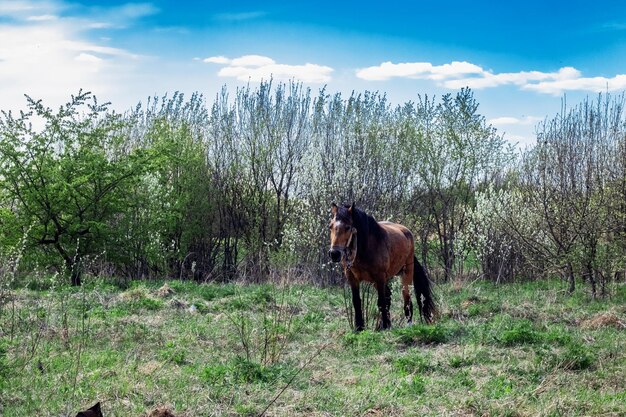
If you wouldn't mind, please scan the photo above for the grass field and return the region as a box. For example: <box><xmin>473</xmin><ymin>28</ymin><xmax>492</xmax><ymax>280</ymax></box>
<box><xmin>1</xmin><ymin>276</ymin><xmax>625</xmax><ymax>416</ymax></box>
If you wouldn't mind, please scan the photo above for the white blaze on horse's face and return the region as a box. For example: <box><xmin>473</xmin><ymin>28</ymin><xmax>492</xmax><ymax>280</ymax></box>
<box><xmin>328</xmin><ymin>207</ymin><xmax>355</xmax><ymax>263</ymax></box>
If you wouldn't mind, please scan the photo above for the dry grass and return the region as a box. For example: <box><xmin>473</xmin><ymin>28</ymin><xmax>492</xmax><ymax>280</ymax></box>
<box><xmin>155</xmin><ymin>283</ymin><xmax>175</xmax><ymax>298</ymax></box>
<box><xmin>579</xmin><ymin>311</ymin><xmax>626</xmax><ymax>329</ymax></box>
<box><xmin>143</xmin><ymin>405</ymin><xmax>177</xmax><ymax>417</ymax></box>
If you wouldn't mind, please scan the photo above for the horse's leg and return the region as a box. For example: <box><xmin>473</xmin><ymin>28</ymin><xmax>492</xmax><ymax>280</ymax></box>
<box><xmin>382</xmin><ymin>283</ymin><xmax>392</xmax><ymax>329</ymax></box>
<box><xmin>402</xmin><ymin>262</ymin><xmax>414</xmax><ymax>325</ymax></box>
<box><xmin>350</xmin><ymin>281</ymin><xmax>365</xmax><ymax>332</ymax></box>
<box><xmin>375</xmin><ymin>280</ymin><xmax>392</xmax><ymax>330</ymax></box>
<box><xmin>385</xmin><ymin>282</ymin><xmax>392</xmax><ymax>313</ymax></box>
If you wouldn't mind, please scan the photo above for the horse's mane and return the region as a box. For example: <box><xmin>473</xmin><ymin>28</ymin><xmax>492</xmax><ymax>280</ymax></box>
<box><xmin>338</xmin><ymin>204</ymin><xmax>385</xmax><ymax>257</ymax></box>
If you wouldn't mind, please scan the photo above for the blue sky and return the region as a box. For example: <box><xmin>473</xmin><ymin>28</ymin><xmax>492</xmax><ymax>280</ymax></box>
<box><xmin>2</xmin><ymin>1</ymin><xmax>626</xmax><ymax>146</ymax></box>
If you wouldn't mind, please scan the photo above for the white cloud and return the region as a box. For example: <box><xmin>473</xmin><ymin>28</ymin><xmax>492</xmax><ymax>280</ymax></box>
<box><xmin>61</xmin><ymin>39</ymin><xmax>135</xmax><ymax>58</ymax></box>
<box><xmin>230</xmin><ymin>55</ymin><xmax>275</xmax><ymax>67</ymax></box>
<box><xmin>0</xmin><ymin>23</ymin><xmax>124</xmax><ymax>96</ymax></box>
<box><xmin>357</xmin><ymin>60</ymin><xmax>626</xmax><ymax>95</ymax></box>
<box><xmin>443</xmin><ymin>67</ymin><xmax>581</xmax><ymax>90</ymax></box>
<box><xmin>488</xmin><ymin>116</ymin><xmax>543</xmax><ymax>126</ymax></box>
<box><xmin>75</xmin><ymin>52</ymin><xmax>104</xmax><ymax>64</ymax></box>
<box><xmin>0</xmin><ymin>1</ymin><xmax>143</xmax><ymax>113</ymax></box>
<box><xmin>203</xmin><ymin>54</ymin><xmax>333</xmax><ymax>83</ymax></box>
<box><xmin>523</xmin><ymin>74</ymin><xmax>626</xmax><ymax>95</ymax></box>
<box><xmin>356</xmin><ymin>61</ymin><xmax>483</xmax><ymax>81</ymax></box>
<box><xmin>203</xmin><ymin>55</ymin><xmax>231</xmax><ymax>64</ymax></box>
<box><xmin>26</xmin><ymin>14</ymin><xmax>57</xmax><ymax>21</ymax></box>
<box><xmin>0</xmin><ymin>1</ymin><xmax>56</xmax><ymax>17</ymax></box>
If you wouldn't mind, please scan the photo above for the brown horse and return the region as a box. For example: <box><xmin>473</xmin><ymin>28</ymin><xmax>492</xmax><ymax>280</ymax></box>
<box><xmin>328</xmin><ymin>202</ymin><xmax>435</xmax><ymax>331</ymax></box>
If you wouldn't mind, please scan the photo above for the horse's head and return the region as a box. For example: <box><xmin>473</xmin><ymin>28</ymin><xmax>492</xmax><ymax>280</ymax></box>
<box><xmin>328</xmin><ymin>202</ymin><xmax>357</xmax><ymax>263</ymax></box>
<box><xmin>75</xmin><ymin>402</ymin><xmax>103</xmax><ymax>417</ymax></box>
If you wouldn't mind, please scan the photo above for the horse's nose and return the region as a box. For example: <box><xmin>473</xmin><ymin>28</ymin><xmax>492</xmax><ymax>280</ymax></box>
<box><xmin>329</xmin><ymin>249</ymin><xmax>341</xmax><ymax>262</ymax></box>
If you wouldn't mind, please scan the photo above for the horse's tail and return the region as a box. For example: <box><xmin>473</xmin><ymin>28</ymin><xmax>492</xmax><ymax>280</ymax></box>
<box><xmin>413</xmin><ymin>255</ymin><xmax>436</xmax><ymax>323</ymax></box>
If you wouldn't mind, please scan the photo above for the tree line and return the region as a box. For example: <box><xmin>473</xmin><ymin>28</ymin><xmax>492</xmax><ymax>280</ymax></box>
<box><xmin>1</xmin><ymin>82</ymin><xmax>625</xmax><ymax>295</ymax></box>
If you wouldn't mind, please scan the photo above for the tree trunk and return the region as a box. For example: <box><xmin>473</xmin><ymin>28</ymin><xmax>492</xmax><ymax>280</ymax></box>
<box><xmin>588</xmin><ymin>263</ymin><xmax>597</xmax><ymax>298</ymax></box>
<box><xmin>566</xmin><ymin>261</ymin><xmax>575</xmax><ymax>293</ymax></box>
<box><xmin>70</xmin><ymin>268</ymin><xmax>82</xmax><ymax>286</ymax></box>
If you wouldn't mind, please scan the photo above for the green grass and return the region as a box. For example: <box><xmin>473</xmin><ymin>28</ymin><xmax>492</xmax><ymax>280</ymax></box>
<box><xmin>1</xmin><ymin>277</ymin><xmax>625</xmax><ymax>416</ymax></box>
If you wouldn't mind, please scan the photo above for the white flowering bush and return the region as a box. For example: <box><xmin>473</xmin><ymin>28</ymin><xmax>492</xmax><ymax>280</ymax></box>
<box><xmin>464</xmin><ymin>185</ymin><xmax>537</xmax><ymax>282</ymax></box>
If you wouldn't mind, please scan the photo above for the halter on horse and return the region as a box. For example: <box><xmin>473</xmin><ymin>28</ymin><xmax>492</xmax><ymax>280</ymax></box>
<box><xmin>329</xmin><ymin>202</ymin><xmax>435</xmax><ymax>330</ymax></box>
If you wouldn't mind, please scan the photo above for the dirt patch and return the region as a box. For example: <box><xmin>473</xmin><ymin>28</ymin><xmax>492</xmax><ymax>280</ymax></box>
<box><xmin>580</xmin><ymin>312</ymin><xmax>626</xmax><ymax>329</ymax></box>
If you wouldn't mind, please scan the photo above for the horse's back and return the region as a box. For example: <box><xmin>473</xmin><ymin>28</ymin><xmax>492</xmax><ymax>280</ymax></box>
<box><xmin>379</xmin><ymin>221</ymin><xmax>414</xmax><ymax>242</ymax></box>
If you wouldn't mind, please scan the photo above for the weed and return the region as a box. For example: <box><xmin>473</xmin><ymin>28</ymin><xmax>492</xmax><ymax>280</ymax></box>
<box><xmin>398</xmin><ymin>374</ymin><xmax>427</xmax><ymax>395</ymax></box>
<box><xmin>538</xmin><ymin>342</ymin><xmax>596</xmax><ymax>371</ymax></box>
<box><xmin>229</xmin><ymin>357</ymin><xmax>270</xmax><ymax>383</ymax></box>
<box><xmin>451</xmin><ymin>369</ymin><xmax>476</xmax><ymax>389</ymax></box>
<box><xmin>448</xmin><ymin>354</ymin><xmax>472</xmax><ymax>368</ymax></box>
<box><xmin>234</xmin><ymin>403</ymin><xmax>257</xmax><ymax>416</ymax></box>
<box><xmin>393</xmin><ymin>351</ymin><xmax>432</xmax><ymax>375</ymax></box>
<box><xmin>497</xmin><ymin>319</ymin><xmax>543</xmax><ymax>346</ymax></box>
<box><xmin>136</xmin><ymin>297</ymin><xmax>164</xmax><ymax>311</ymax></box>
<box><xmin>225</xmin><ymin>282</ymin><xmax>303</xmax><ymax>366</ymax></box>
<box><xmin>195</xmin><ymin>283</ymin><xmax>236</xmax><ymax>301</ymax></box>
<box><xmin>561</xmin><ymin>342</ymin><xmax>596</xmax><ymax>370</ymax></box>
<box><xmin>483</xmin><ymin>375</ymin><xmax>514</xmax><ymax>399</ymax></box>
<box><xmin>395</xmin><ymin>323</ymin><xmax>452</xmax><ymax>345</ymax></box>
<box><xmin>342</xmin><ymin>330</ymin><xmax>386</xmax><ymax>354</ymax></box>
<box><xmin>201</xmin><ymin>356</ymin><xmax>288</xmax><ymax>386</ymax></box>
<box><xmin>160</xmin><ymin>340</ymin><xmax>187</xmax><ymax>365</ymax></box>
<box><xmin>543</xmin><ymin>324</ymin><xmax>573</xmax><ymax>345</ymax></box>
<box><xmin>0</xmin><ymin>338</ymin><xmax>8</xmax><ymax>389</ymax></box>
<box><xmin>200</xmin><ymin>363</ymin><xmax>230</xmax><ymax>386</ymax></box>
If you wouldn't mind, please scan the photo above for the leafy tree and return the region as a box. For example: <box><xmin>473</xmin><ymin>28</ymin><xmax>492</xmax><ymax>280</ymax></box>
<box><xmin>0</xmin><ymin>92</ymin><xmax>150</xmax><ymax>285</ymax></box>
<box><xmin>122</xmin><ymin>92</ymin><xmax>219</xmax><ymax>281</ymax></box>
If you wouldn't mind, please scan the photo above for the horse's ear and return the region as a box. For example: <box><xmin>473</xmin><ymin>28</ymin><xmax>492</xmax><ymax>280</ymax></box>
<box><xmin>331</xmin><ymin>202</ymin><xmax>338</xmax><ymax>215</ymax></box>
<box><xmin>349</xmin><ymin>202</ymin><xmax>355</xmax><ymax>215</ymax></box>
